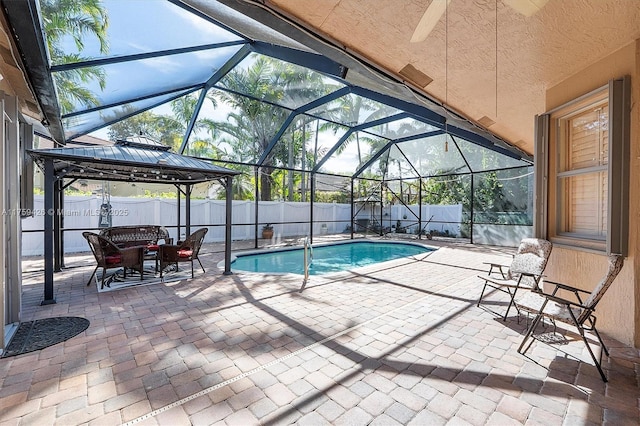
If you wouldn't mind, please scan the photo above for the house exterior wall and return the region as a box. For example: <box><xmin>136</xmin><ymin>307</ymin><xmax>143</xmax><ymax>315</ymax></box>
<box><xmin>543</xmin><ymin>40</ymin><xmax>639</xmax><ymax>347</ymax></box>
<box><xmin>0</xmin><ymin>91</ymin><xmax>25</xmax><ymax>353</ymax></box>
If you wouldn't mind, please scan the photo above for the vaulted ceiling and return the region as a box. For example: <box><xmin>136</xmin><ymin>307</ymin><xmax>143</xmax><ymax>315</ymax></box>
<box><xmin>243</xmin><ymin>0</ymin><xmax>640</xmax><ymax>154</ymax></box>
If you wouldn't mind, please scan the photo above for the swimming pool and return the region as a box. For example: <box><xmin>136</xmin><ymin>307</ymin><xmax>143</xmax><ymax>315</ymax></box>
<box><xmin>231</xmin><ymin>240</ymin><xmax>434</xmax><ymax>275</ymax></box>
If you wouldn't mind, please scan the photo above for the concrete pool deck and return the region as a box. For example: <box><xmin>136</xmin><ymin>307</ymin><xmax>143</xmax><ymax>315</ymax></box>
<box><xmin>2</xmin><ymin>237</ymin><xmax>639</xmax><ymax>425</ymax></box>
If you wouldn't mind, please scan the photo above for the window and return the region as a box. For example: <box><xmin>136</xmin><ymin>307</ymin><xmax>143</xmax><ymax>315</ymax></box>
<box><xmin>534</xmin><ymin>77</ymin><xmax>629</xmax><ymax>255</ymax></box>
<box><xmin>557</xmin><ymin>96</ymin><xmax>608</xmax><ymax>239</ymax></box>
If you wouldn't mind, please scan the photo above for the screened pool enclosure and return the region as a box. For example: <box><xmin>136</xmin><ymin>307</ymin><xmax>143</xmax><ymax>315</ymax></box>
<box><xmin>9</xmin><ymin>0</ymin><xmax>534</xmax><ymax>248</ymax></box>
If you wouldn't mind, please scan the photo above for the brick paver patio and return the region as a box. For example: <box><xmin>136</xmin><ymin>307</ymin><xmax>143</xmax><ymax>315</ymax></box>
<box><xmin>2</xmin><ymin>238</ymin><xmax>639</xmax><ymax>425</ymax></box>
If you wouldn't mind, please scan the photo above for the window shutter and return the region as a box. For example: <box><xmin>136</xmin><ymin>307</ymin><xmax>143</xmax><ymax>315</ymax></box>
<box><xmin>607</xmin><ymin>76</ymin><xmax>630</xmax><ymax>255</ymax></box>
<box><xmin>533</xmin><ymin>114</ymin><xmax>549</xmax><ymax>239</ymax></box>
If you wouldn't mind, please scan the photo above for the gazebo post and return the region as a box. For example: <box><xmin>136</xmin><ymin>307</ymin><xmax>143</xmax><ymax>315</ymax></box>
<box><xmin>59</xmin><ymin>184</ymin><xmax>65</xmax><ymax>268</ymax></box>
<box><xmin>224</xmin><ymin>176</ymin><xmax>233</xmax><ymax>275</ymax></box>
<box><xmin>176</xmin><ymin>187</ymin><xmax>181</xmax><ymax>242</ymax></box>
<box><xmin>53</xmin><ymin>179</ymin><xmax>63</xmax><ymax>271</ymax></box>
<box><xmin>42</xmin><ymin>158</ymin><xmax>56</xmax><ymax>305</ymax></box>
<box><xmin>185</xmin><ymin>184</ymin><xmax>191</xmax><ymax>237</ymax></box>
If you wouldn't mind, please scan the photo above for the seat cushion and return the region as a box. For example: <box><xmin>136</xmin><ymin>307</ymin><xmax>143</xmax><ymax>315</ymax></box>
<box><xmin>515</xmin><ymin>291</ymin><xmax>546</xmax><ymax>314</ymax></box>
<box><xmin>105</xmin><ymin>254</ymin><xmax>122</xmax><ymax>265</ymax></box>
<box><xmin>541</xmin><ymin>302</ymin><xmax>582</xmax><ymax>324</ymax></box>
<box><xmin>177</xmin><ymin>249</ymin><xmax>193</xmax><ymax>258</ymax></box>
<box><xmin>516</xmin><ymin>292</ymin><xmax>583</xmax><ymax>324</ymax></box>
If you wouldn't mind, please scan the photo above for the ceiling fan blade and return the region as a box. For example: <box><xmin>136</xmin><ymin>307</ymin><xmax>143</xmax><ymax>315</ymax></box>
<box><xmin>410</xmin><ymin>0</ymin><xmax>451</xmax><ymax>43</ymax></box>
<box><xmin>503</xmin><ymin>0</ymin><xmax>550</xmax><ymax>17</ymax></box>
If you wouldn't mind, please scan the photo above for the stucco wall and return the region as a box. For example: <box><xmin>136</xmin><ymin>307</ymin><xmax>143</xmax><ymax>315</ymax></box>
<box><xmin>544</xmin><ymin>41</ymin><xmax>639</xmax><ymax>347</ymax></box>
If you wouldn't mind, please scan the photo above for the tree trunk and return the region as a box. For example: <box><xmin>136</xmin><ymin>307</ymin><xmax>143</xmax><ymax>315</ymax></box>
<box><xmin>260</xmin><ymin>167</ymin><xmax>273</xmax><ymax>201</ymax></box>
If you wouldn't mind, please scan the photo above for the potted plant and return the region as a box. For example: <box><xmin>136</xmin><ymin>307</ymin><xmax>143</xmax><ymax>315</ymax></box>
<box><xmin>262</xmin><ymin>223</ymin><xmax>274</xmax><ymax>239</ymax></box>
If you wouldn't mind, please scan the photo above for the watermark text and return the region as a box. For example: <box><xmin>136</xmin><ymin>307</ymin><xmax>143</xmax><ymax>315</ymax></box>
<box><xmin>3</xmin><ymin>208</ymin><xmax>130</xmax><ymax>217</ymax></box>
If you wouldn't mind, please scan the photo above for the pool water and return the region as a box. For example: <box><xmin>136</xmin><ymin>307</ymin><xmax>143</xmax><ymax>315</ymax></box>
<box><xmin>231</xmin><ymin>241</ymin><xmax>434</xmax><ymax>275</ymax></box>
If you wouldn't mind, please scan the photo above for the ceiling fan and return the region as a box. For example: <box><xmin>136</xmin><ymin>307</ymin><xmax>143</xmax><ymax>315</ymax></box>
<box><xmin>410</xmin><ymin>0</ymin><xmax>550</xmax><ymax>43</ymax></box>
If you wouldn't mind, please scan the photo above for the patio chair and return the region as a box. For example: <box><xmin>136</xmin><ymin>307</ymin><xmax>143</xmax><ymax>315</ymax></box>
<box><xmin>477</xmin><ymin>238</ymin><xmax>553</xmax><ymax>320</ymax></box>
<box><xmin>83</xmin><ymin>231</ymin><xmax>145</xmax><ymax>289</ymax></box>
<box><xmin>517</xmin><ymin>254</ymin><xmax>624</xmax><ymax>382</ymax></box>
<box><xmin>159</xmin><ymin>227</ymin><xmax>208</xmax><ymax>279</ymax></box>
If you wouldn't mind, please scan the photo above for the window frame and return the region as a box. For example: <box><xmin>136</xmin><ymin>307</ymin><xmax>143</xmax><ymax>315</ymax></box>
<box><xmin>534</xmin><ymin>76</ymin><xmax>630</xmax><ymax>255</ymax></box>
<box><xmin>555</xmin><ymin>93</ymin><xmax>608</xmax><ymax>241</ymax></box>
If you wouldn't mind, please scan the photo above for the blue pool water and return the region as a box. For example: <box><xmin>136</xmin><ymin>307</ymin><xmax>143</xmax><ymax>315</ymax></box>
<box><xmin>232</xmin><ymin>241</ymin><xmax>434</xmax><ymax>275</ymax></box>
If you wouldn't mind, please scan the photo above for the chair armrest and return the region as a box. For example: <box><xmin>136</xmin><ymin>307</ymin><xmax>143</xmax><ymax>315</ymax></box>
<box><xmin>541</xmin><ymin>280</ymin><xmax>590</xmax><ymax>304</ymax></box>
<box><xmin>511</xmin><ymin>271</ymin><xmax>544</xmax><ymax>281</ymax></box>
<box><xmin>542</xmin><ymin>293</ymin><xmax>590</xmax><ymax>311</ymax></box>
<box><xmin>120</xmin><ymin>246</ymin><xmax>143</xmax><ymax>264</ymax></box>
<box><xmin>512</xmin><ymin>271</ymin><xmax>544</xmax><ymax>278</ymax></box>
<box><xmin>484</xmin><ymin>262</ymin><xmax>509</xmax><ymax>278</ymax></box>
<box><xmin>513</xmin><ymin>272</ymin><xmax>545</xmax><ymax>290</ymax></box>
<box><xmin>544</xmin><ymin>280</ymin><xmax>591</xmax><ymax>294</ymax></box>
<box><xmin>483</xmin><ymin>262</ymin><xmax>510</xmax><ymax>270</ymax></box>
<box><xmin>159</xmin><ymin>244</ymin><xmax>180</xmax><ymax>260</ymax></box>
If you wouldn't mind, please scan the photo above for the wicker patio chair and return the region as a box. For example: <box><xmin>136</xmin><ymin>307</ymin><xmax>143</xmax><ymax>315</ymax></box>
<box><xmin>83</xmin><ymin>231</ymin><xmax>145</xmax><ymax>289</ymax></box>
<box><xmin>159</xmin><ymin>227</ymin><xmax>208</xmax><ymax>279</ymax></box>
<box><xmin>477</xmin><ymin>238</ymin><xmax>553</xmax><ymax>320</ymax></box>
<box><xmin>516</xmin><ymin>254</ymin><xmax>624</xmax><ymax>382</ymax></box>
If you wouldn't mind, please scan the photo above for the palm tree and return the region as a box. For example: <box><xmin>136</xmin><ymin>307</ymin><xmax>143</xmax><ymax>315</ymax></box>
<box><xmin>40</xmin><ymin>0</ymin><xmax>110</xmax><ymax>115</ymax></box>
<box><xmin>213</xmin><ymin>56</ymin><xmax>330</xmax><ymax>200</ymax></box>
<box><xmin>320</xmin><ymin>95</ymin><xmax>393</xmax><ymax>173</ymax></box>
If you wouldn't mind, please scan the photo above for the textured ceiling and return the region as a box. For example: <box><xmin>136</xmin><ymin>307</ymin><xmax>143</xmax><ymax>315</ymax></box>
<box><xmin>266</xmin><ymin>0</ymin><xmax>640</xmax><ymax>154</ymax></box>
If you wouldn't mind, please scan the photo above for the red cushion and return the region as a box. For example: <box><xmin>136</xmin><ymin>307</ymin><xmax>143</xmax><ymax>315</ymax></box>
<box><xmin>177</xmin><ymin>249</ymin><xmax>193</xmax><ymax>258</ymax></box>
<box><xmin>147</xmin><ymin>244</ymin><xmax>159</xmax><ymax>251</ymax></box>
<box><xmin>105</xmin><ymin>254</ymin><xmax>122</xmax><ymax>265</ymax></box>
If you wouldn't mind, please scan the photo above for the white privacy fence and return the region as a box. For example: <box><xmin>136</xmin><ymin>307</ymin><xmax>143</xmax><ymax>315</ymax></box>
<box><xmin>21</xmin><ymin>196</ymin><xmax>463</xmax><ymax>256</ymax></box>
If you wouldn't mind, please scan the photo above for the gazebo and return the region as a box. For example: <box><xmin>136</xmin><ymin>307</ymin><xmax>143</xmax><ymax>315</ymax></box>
<box><xmin>28</xmin><ymin>137</ymin><xmax>239</xmax><ymax>305</ymax></box>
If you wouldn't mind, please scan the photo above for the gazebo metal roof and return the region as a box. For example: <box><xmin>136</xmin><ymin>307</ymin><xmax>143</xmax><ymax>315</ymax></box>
<box><xmin>28</xmin><ymin>139</ymin><xmax>240</xmax><ymax>185</ymax></box>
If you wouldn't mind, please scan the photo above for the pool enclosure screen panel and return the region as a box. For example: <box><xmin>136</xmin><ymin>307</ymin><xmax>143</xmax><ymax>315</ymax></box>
<box><xmin>214</xmin><ymin>53</ymin><xmax>346</xmax><ymax>110</ymax></box>
<box><xmin>192</xmin><ymin>88</ymin><xmax>296</xmax><ymax>165</ymax></box>
<box><xmin>63</xmin><ymin>89</ymin><xmax>199</xmax><ymax>139</ymax></box>
<box><xmin>307</xmin><ymin>93</ymin><xmax>403</xmax><ymax>127</ymax></box>
<box><xmin>53</xmin><ymin>46</ymin><xmax>244</xmax><ymax>116</ymax></box>
<box><xmin>46</xmin><ymin>0</ymin><xmax>243</xmax><ymax>67</ymax></box>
